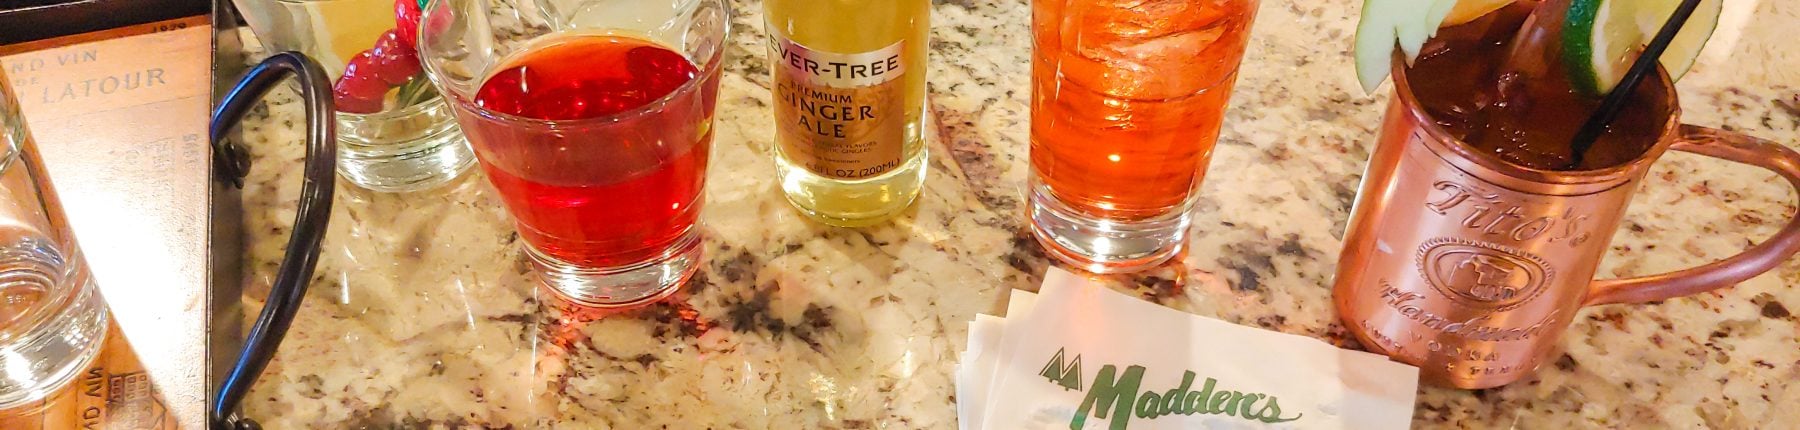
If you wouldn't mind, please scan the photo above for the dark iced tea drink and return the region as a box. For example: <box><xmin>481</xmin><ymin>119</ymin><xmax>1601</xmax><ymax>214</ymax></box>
<box><xmin>1406</xmin><ymin>3</ymin><xmax>1663</xmax><ymax>170</ymax></box>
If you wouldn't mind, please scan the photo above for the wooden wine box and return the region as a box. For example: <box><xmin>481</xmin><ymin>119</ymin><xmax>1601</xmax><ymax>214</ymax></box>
<box><xmin>0</xmin><ymin>0</ymin><xmax>246</xmax><ymax>427</ymax></box>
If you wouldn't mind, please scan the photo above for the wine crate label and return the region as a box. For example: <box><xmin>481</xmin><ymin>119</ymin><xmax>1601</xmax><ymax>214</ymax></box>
<box><xmin>0</xmin><ymin>318</ymin><xmax>181</xmax><ymax>429</ymax></box>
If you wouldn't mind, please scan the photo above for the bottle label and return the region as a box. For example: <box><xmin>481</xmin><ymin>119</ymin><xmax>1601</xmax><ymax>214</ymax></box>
<box><xmin>769</xmin><ymin>32</ymin><xmax>908</xmax><ymax>180</ymax></box>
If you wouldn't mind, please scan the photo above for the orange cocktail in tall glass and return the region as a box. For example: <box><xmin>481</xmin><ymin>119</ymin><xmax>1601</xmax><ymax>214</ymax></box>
<box><xmin>1029</xmin><ymin>0</ymin><xmax>1259</xmax><ymax>272</ymax></box>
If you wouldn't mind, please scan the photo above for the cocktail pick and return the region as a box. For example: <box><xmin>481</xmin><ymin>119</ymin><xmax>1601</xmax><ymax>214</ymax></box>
<box><xmin>1566</xmin><ymin>0</ymin><xmax>1705</xmax><ymax>169</ymax></box>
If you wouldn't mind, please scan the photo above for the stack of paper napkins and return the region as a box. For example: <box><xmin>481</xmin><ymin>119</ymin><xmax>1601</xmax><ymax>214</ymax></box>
<box><xmin>957</xmin><ymin>268</ymin><xmax>1420</xmax><ymax>429</ymax></box>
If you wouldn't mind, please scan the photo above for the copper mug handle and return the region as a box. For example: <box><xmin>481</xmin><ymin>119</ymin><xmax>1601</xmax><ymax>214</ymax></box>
<box><xmin>1585</xmin><ymin>124</ymin><xmax>1800</xmax><ymax>306</ymax></box>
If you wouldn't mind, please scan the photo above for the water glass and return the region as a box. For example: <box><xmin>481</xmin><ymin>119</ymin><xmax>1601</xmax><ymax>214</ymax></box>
<box><xmin>0</xmin><ymin>73</ymin><xmax>109</xmax><ymax>409</ymax></box>
<box><xmin>233</xmin><ymin>0</ymin><xmax>476</xmax><ymax>192</ymax></box>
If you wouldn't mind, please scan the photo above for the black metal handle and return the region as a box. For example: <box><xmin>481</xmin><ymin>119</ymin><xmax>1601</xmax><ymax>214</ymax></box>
<box><xmin>209</xmin><ymin>51</ymin><xmax>336</xmax><ymax>430</ymax></box>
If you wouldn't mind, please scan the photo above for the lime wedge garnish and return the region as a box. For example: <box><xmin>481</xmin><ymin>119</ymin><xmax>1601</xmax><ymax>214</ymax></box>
<box><xmin>1562</xmin><ymin>0</ymin><xmax>1722</xmax><ymax>97</ymax></box>
<box><xmin>1354</xmin><ymin>0</ymin><xmax>1518</xmax><ymax>93</ymax></box>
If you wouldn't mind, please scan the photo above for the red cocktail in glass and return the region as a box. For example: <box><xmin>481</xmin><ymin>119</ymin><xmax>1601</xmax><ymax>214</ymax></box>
<box><xmin>419</xmin><ymin>0</ymin><xmax>727</xmax><ymax>307</ymax></box>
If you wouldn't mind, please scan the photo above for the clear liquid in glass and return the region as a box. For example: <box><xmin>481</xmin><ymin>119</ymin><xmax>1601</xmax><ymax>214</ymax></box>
<box><xmin>0</xmin><ymin>79</ymin><xmax>107</xmax><ymax>409</ymax></box>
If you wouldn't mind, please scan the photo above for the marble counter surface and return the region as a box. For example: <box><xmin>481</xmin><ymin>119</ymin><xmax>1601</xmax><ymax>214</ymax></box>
<box><xmin>228</xmin><ymin>0</ymin><xmax>1800</xmax><ymax>428</ymax></box>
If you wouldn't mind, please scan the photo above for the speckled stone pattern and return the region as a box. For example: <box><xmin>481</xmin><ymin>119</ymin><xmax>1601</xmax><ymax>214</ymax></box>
<box><xmin>229</xmin><ymin>0</ymin><xmax>1800</xmax><ymax>428</ymax></box>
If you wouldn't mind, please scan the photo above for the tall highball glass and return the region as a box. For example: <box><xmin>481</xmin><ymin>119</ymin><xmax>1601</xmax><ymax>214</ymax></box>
<box><xmin>1029</xmin><ymin>0</ymin><xmax>1259</xmax><ymax>273</ymax></box>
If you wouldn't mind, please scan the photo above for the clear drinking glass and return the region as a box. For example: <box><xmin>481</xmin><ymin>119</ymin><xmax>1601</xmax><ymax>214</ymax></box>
<box><xmin>0</xmin><ymin>74</ymin><xmax>108</xmax><ymax>409</ymax></box>
<box><xmin>419</xmin><ymin>0</ymin><xmax>726</xmax><ymax>307</ymax></box>
<box><xmin>1028</xmin><ymin>0</ymin><xmax>1260</xmax><ymax>273</ymax></box>
<box><xmin>232</xmin><ymin>0</ymin><xmax>476</xmax><ymax>192</ymax></box>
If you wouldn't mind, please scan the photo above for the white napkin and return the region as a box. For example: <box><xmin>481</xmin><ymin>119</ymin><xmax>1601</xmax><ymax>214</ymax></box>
<box><xmin>957</xmin><ymin>268</ymin><xmax>1419</xmax><ymax>429</ymax></box>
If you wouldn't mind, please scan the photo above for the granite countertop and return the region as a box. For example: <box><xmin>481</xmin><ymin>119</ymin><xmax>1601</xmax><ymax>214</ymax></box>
<box><xmin>228</xmin><ymin>0</ymin><xmax>1800</xmax><ymax>428</ymax></box>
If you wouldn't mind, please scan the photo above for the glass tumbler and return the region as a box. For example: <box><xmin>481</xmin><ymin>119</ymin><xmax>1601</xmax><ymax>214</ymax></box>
<box><xmin>233</xmin><ymin>0</ymin><xmax>476</xmax><ymax>192</ymax></box>
<box><xmin>419</xmin><ymin>0</ymin><xmax>726</xmax><ymax>307</ymax></box>
<box><xmin>1028</xmin><ymin>0</ymin><xmax>1259</xmax><ymax>273</ymax></box>
<box><xmin>0</xmin><ymin>72</ymin><xmax>108</xmax><ymax>410</ymax></box>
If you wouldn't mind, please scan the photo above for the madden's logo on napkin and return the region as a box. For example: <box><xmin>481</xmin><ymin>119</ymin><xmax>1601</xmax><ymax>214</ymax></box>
<box><xmin>959</xmin><ymin>268</ymin><xmax>1419</xmax><ymax>429</ymax></box>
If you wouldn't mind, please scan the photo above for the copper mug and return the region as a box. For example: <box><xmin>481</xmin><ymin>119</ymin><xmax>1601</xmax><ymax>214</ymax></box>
<box><xmin>1334</xmin><ymin>61</ymin><xmax>1800</xmax><ymax>389</ymax></box>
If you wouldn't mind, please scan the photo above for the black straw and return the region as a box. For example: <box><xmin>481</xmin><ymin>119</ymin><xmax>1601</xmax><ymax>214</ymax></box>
<box><xmin>1566</xmin><ymin>0</ymin><xmax>1704</xmax><ymax>169</ymax></box>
